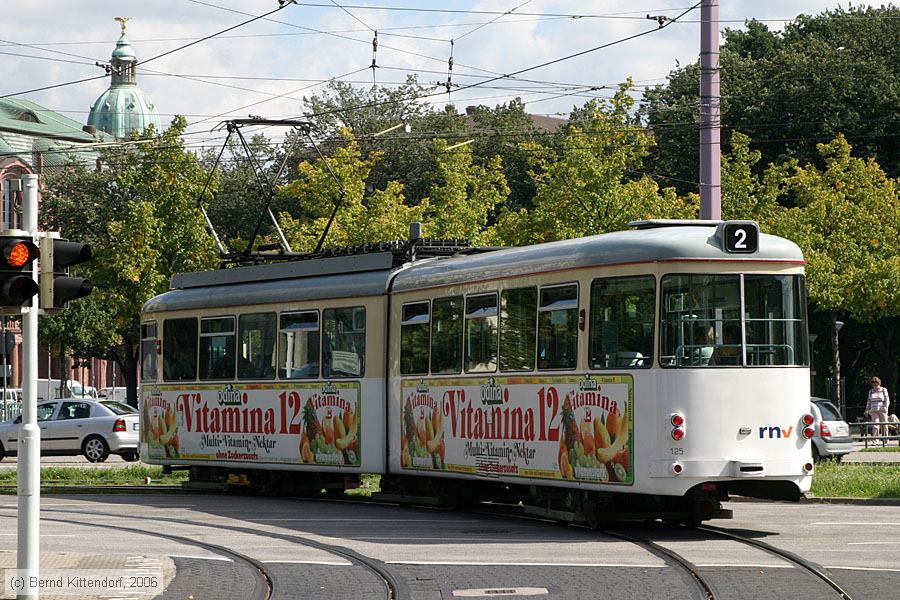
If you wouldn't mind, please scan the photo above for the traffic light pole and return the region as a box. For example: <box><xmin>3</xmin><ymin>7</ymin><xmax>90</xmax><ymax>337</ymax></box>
<box><xmin>18</xmin><ymin>173</ymin><xmax>40</xmax><ymax>599</ymax></box>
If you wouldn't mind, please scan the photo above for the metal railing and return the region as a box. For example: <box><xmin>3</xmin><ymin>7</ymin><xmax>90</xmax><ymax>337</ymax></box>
<box><xmin>850</xmin><ymin>421</ymin><xmax>900</xmax><ymax>448</ymax></box>
<box><xmin>1</xmin><ymin>402</ymin><xmax>22</xmax><ymax>422</ymax></box>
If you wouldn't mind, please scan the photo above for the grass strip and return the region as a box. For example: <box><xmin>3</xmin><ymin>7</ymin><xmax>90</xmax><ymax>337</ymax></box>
<box><xmin>858</xmin><ymin>446</ymin><xmax>900</xmax><ymax>452</ymax></box>
<box><xmin>811</xmin><ymin>462</ymin><xmax>900</xmax><ymax>498</ymax></box>
<box><xmin>0</xmin><ymin>465</ymin><xmax>188</xmax><ymax>488</ymax></box>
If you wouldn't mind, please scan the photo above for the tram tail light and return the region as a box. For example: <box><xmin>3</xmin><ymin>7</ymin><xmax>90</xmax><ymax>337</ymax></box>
<box><xmin>802</xmin><ymin>426</ymin><xmax>815</xmax><ymax>439</ymax></box>
<box><xmin>820</xmin><ymin>422</ymin><xmax>832</xmax><ymax>437</ymax></box>
<box><xmin>671</xmin><ymin>462</ymin><xmax>683</xmax><ymax>475</ymax></box>
<box><xmin>803</xmin><ymin>462</ymin><xmax>814</xmax><ymax>473</ymax></box>
<box><xmin>670</xmin><ymin>413</ymin><xmax>685</xmax><ymax>440</ymax></box>
<box><xmin>801</xmin><ymin>413</ymin><xmax>815</xmax><ymax>426</ymax></box>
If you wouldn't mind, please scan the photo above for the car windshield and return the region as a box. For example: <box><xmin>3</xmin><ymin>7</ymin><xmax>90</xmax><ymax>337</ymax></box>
<box><xmin>100</xmin><ymin>401</ymin><xmax>137</xmax><ymax>415</ymax></box>
<box><xmin>815</xmin><ymin>401</ymin><xmax>843</xmax><ymax>421</ymax></box>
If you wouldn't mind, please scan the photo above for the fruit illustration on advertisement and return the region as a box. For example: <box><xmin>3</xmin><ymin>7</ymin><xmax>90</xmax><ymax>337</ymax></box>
<box><xmin>300</xmin><ymin>433</ymin><xmax>313</xmax><ymax>463</ymax></box>
<box><xmin>303</xmin><ymin>399</ymin><xmax>321</xmax><ymax>443</ymax></box>
<box><xmin>400</xmin><ymin>396</ymin><xmax>445</xmax><ymax>470</ymax></box>
<box><xmin>561</xmin><ymin>397</ymin><xmax>576</xmax><ymax>453</ymax></box>
<box><xmin>581</xmin><ymin>413</ymin><xmax>596</xmax><ymax>456</ymax></box>
<box><xmin>595</xmin><ymin>402</ymin><xmax>631</xmax><ymax>483</ymax></box>
<box><xmin>323</xmin><ymin>409</ymin><xmax>335</xmax><ymax>445</ymax></box>
<box><xmin>150</xmin><ymin>404</ymin><xmax>179</xmax><ymax>458</ymax></box>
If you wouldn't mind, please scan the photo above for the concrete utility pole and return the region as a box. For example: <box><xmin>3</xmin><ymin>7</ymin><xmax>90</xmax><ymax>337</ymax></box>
<box><xmin>699</xmin><ymin>0</ymin><xmax>721</xmax><ymax>220</ymax></box>
<box><xmin>18</xmin><ymin>173</ymin><xmax>40</xmax><ymax>599</ymax></box>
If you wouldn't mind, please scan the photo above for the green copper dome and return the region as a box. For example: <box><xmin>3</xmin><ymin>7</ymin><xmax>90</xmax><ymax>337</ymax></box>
<box><xmin>87</xmin><ymin>23</ymin><xmax>161</xmax><ymax>139</ymax></box>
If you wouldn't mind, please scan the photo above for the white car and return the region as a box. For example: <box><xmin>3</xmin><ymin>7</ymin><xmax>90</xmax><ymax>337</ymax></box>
<box><xmin>0</xmin><ymin>399</ymin><xmax>140</xmax><ymax>463</ymax></box>
<box><xmin>811</xmin><ymin>397</ymin><xmax>853</xmax><ymax>460</ymax></box>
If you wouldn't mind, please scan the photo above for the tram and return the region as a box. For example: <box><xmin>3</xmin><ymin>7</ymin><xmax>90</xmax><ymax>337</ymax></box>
<box><xmin>140</xmin><ymin>220</ymin><xmax>813</xmax><ymax>523</ymax></box>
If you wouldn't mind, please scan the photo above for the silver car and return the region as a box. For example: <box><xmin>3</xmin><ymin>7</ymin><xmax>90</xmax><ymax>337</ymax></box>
<box><xmin>0</xmin><ymin>399</ymin><xmax>139</xmax><ymax>463</ymax></box>
<box><xmin>811</xmin><ymin>397</ymin><xmax>853</xmax><ymax>460</ymax></box>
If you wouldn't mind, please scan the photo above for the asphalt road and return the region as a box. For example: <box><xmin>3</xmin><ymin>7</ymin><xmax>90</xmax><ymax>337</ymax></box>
<box><xmin>0</xmin><ymin>493</ymin><xmax>897</xmax><ymax>599</ymax></box>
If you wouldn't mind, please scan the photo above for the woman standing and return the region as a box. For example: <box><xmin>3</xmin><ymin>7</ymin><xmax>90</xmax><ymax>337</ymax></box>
<box><xmin>866</xmin><ymin>377</ymin><xmax>891</xmax><ymax>440</ymax></box>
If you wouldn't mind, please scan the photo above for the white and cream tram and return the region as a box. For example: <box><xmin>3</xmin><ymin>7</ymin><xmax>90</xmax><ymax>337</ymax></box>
<box><xmin>140</xmin><ymin>220</ymin><xmax>813</xmax><ymax>522</ymax></box>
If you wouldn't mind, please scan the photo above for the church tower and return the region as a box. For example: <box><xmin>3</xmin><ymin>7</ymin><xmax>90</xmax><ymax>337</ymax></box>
<box><xmin>87</xmin><ymin>18</ymin><xmax>162</xmax><ymax>139</ymax></box>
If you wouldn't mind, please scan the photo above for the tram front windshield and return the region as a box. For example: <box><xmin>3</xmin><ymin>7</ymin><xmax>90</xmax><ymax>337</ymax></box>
<box><xmin>660</xmin><ymin>274</ymin><xmax>809</xmax><ymax>368</ymax></box>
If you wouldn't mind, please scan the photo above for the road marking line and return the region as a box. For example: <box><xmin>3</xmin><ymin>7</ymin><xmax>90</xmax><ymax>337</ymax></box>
<box><xmin>695</xmin><ymin>564</ymin><xmax>793</xmax><ymax>569</ymax></box>
<box><xmin>846</xmin><ymin>542</ymin><xmax>897</xmax><ymax>545</ymax></box>
<box><xmin>252</xmin><ymin>518</ymin><xmax>477</xmax><ymax>522</ymax></box>
<box><xmin>385</xmin><ymin>561</ymin><xmax>666</xmax><ymax>567</ymax></box>
<box><xmin>824</xmin><ymin>566</ymin><xmax>900</xmax><ymax>572</ymax></box>
<box><xmin>811</xmin><ymin>522</ymin><xmax>900</xmax><ymax>526</ymax></box>
<box><xmin>0</xmin><ymin>533</ymin><xmax>75</xmax><ymax>537</ymax></box>
<box><xmin>263</xmin><ymin>560</ymin><xmax>352</xmax><ymax>566</ymax></box>
<box><xmin>168</xmin><ymin>555</ymin><xmax>233</xmax><ymax>562</ymax></box>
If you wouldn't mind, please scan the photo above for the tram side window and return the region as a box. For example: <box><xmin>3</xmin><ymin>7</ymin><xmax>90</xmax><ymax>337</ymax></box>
<box><xmin>140</xmin><ymin>322</ymin><xmax>157</xmax><ymax>382</ymax></box>
<box><xmin>743</xmin><ymin>275</ymin><xmax>809</xmax><ymax>366</ymax></box>
<box><xmin>660</xmin><ymin>274</ymin><xmax>742</xmax><ymax>367</ymax></box>
<box><xmin>400</xmin><ymin>302</ymin><xmax>430</xmax><ymax>375</ymax></box>
<box><xmin>590</xmin><ymin>276</ymin><xmax>655</xmax><ymax>369</ymax></box>
<box><xmin>500</xmin><ymin>287</ymin><xmax>536</xmax><ymax>372</ymax></box>
<box><xmin>537</xmin><ymin>284</ymin><xmax>578</xmax><ymax>370</ymax></box>
<box><xmin>279</xmin><ymin>311</ymin><xmax>319</xmax><ymax>379</ymax></box>
<box><xmin>163</xmin><ymin>318</ymin><xmax>198</xmax><ymax>381</ymax></box>
<box><xmin>465</xmin><ymin>293</ymin><xmax>498</xmax><ymax>373</ymax></box>
<box><xmin>431</xmin><ymin>296</ymin><xmax>462</xmax><ymax>374</ymax></box>
<box><xmin>323</xmin><ymin>307</ymin><xmax>366</xmax><ymax>378</ymax></box>
<box><xmin>199</xmin><ymin>316</ymin><xmax>236</xmax><ymax>380</ymax></box>
<box><xmin>238</xmin><ymin>313</ymin><xmax>276</xmax><ymax>380</ymax></box>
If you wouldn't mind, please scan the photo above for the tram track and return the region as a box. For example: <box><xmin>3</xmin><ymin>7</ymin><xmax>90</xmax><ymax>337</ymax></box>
<box><xmin>5</xmin><ymin>488</ymin><xmax>859</xmax><ymax>600</ymax></box>
<box><xmin>40</xmin><ymin>515</ymin><xmax>274</xmax><ymax>600</ymax></box>
<box><xmin>32</xmin><ymin>505</ymin><xmax>403</xmax><ymax>600</ymax></box>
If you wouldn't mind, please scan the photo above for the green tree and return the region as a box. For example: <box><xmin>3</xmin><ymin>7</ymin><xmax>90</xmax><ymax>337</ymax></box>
<box><xmin>769</xmin><ymin>135</ymin><xmax>900</xmax><ymax>403</ymax></box>
<box><xmin>41</xmin><ymin>117</ymin><xmax>219</xmax><ymax>404</ymax></box>
<box><xmin>485</xmin><ymin>86</ymin><xmax>696</xmax><ymax>245</ymax></box>
<box><xmin>278</xmin><ymin>130</ymin><xmax>428</xmax><ymax>251</ymax></box>
<box><xmin>641</xmin><ymin>6</ymin><xmax>900</xmax><ymax>192</ymax></box>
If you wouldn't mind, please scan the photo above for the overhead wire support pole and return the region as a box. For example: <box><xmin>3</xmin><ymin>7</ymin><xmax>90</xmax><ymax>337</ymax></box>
<box><xmin>699</xmin><ymin>0</ymin><xmax>721</xmax><ymax>220</ymax></box>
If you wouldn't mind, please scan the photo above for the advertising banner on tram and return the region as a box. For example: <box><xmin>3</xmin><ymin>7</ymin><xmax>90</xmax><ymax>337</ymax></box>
<box><xmin>141</xmin><ymin>381</ymin><xmax>360</xmax><ymax>467</ymax></box>
<box><xmin>399</xmin><ymin>374</ymin><xmax>633</xmax><ymax>485</ymax></box>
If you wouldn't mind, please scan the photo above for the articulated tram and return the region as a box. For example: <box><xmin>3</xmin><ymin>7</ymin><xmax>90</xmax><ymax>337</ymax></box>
<box><xmin>140</xmin><ymin>220</ymin><xmax>812</xmax><ymax>523</ymax></box>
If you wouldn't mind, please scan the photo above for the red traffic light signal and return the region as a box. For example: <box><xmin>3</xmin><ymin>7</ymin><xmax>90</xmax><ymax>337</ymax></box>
<box><xmin>39</xmin><ymin>235</ymin><xmax>93</xmax><ymax>310</ymax></box>
<box><xmin>0</xmin><ymin>234</ymin><xmax>40</xmax><ymax>308</ymax></box>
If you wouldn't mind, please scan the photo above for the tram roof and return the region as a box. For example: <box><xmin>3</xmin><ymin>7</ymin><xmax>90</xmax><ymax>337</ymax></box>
<box><xmin>143</xmin><ymin>223</ymin><xmax>803</xmax><ymax>314</ymax></box>
<box><xmin>390</xmin><ymin>224</ymin><xmax>803</xmax><ymax>292</ymax></box>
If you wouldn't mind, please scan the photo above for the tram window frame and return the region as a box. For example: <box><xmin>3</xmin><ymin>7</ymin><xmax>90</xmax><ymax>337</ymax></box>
<box><xmin>431</xmin><ymin>296</ymin><xmax>463</xmax><ymax>375</ymax></box>
<box><xmin>743</xmin><ymin>275</ymin><xmax>810</xmax><ymax>367</ymax></box>
<box><xmin>500</xmin><ymin>286</ymin><xmax>537</xmax><ymax>372</ymax></box>
<box><xmin>537</xmin><ymin>283</ymin><xmax>579</xmax><ymax>371</ymax></box>
<box><xmin>323</xmin><ymin>306</ymin><xmax>366</xmax><ymax>379</ymax></box>
<box><xmin>162</xmin><ymin>317</ymin><xmax>198</xmax><ymax>382</ymax></box>
<box><xmin>140</xmin><ymin>321</ymin><xmax>158</xmax><ymax>382</ymax></box>
<box><xmin>589</xmin><ymin>276</ymin><xmax>655</xmax><ymax>369</ymax></box>
<box><xmin>400</xmin><ymin>301</ymin><xmax>430</xmax><ymax>375</ymax></box>
<box><xmin>199</xmin><ymin>316</ymin><xmax>236</xmax><ymax>381</ymax></box>
<box><xmin>278</xmin><ymin>310</ymin><xmax>320</xmax><ymax>380</ymax></box>
<box><xmin>659</xmin><ymin>273</ymin><xmax>809</xmax><ymax>368</ymax></box>
<box><xmin>465</xmin><ymin>293</ymin><xmax>499</xmax><ymax>373</ymax></box>
<box><xmin>238</xmin><ymin>312</ymin><xmax>277</xmax><ymax>380</ymax></box>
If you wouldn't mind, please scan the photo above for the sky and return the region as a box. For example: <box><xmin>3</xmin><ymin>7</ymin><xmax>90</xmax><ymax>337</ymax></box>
<box><xmin>2</xmin><ymin>1</ymin><xmax>881</xmax><ymax>150</ymax></box>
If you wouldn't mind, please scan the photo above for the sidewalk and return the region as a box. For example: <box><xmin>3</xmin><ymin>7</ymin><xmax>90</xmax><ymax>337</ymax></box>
<box><xmin>0</xmin><ymin>552</ymin><xmax>174</xmax><ymax>599</ymax></box>
<box><xmin>839</xmin><ymin>440</ymin><xmax>900</xmax><ymax>465</ymax></box>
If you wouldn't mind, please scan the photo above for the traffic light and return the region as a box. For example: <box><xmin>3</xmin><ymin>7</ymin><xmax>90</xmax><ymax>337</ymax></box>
<box><xmin>0</xmin><ymin>233</ymin><xmax>40</xmax><ymax>309</ymax></box>
<box><xmin>39</xmin><ymin>234</ymin><xmax>93</xmax><ymax>310</ymax></box>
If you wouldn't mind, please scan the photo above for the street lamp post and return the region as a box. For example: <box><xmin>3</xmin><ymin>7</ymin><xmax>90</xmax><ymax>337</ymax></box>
<box><xmin>833</xmin><ymin>320</ymin><xmax>845</xmax><ymax>414</ymax></box>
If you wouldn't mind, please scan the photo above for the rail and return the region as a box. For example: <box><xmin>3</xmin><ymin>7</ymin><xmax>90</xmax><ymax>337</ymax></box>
<box><xmin>849</xmin><ymin>421</ymin><xmax>900</xmax><ymax>448</ymax></box>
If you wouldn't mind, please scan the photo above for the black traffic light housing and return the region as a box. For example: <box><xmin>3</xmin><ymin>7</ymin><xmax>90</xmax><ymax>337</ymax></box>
<box><xmin>39</xmin><ymin>234</ymin><xmax>93</xmax><ymax>311</ymax></box>
<box><xmin>0</xmin><ymin>232</ymin><xmax>40</xmax><ymax>310</ymax></box>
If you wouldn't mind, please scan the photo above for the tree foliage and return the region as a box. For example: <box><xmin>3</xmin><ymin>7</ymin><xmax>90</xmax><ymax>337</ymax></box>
<box><xmin>41</xmin><ymin>117</ymin><xmax>219</xmax><ymax>403</ymax></box>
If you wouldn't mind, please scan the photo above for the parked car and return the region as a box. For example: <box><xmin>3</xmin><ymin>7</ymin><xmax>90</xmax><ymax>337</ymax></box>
<box><xmin>0</xmin><ymin>398</ymin><xmax>139</xmax><ymax>463</ymax></box>
<box><xmin>811</xmin><ymin>397</ymin><xmax>853</xmax><ymax>460</ymax></box>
